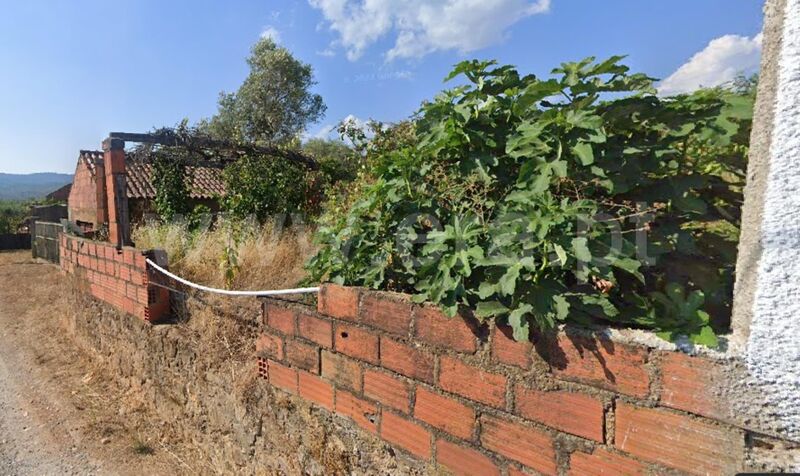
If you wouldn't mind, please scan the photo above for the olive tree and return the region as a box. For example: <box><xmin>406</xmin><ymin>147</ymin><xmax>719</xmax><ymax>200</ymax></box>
<box><xmin>208</xmin><ymin>38</ymin><xmax>326</xmax><ymax>145</ymax></box>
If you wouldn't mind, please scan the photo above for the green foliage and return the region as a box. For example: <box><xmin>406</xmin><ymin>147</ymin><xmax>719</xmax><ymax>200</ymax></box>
<box><xmin>188</xmin><ymin>204</ymin><xmax>213</xmax><ymax>231</ymax></box>
<box><xmin>221</xmin><ymin>219</ymin><xmax>242</xmax><ymax>289</ymax></box>
<box><xmin>152</xmin><ymin>155</ymin><xmax>190</xmax><ymax>222</ymax></box>
<box><xmin>301</xmin><ymin>138</ymin><xmax>361</xmax><ymax>214</ymax></box>
<box><xmin>302</xmin><ymin>138</ymin><xmax>355</xmax><ymax>163</ymax></box>
<box><xmin>0</xmin><ymin>200</ymin><xmax>27</xmax><ymax>234</ymax></box>
<box><xmin>308</xmin><ymin>57</ymin><xmax>752</xmax><ymax>347</ymax></box>
<box><xmin>222</xmin><ymin>155</ymin><xmax>308</xmax><ymax>220</ymax></box>
<box><xmin>206</xmin><ymin>38</ymin><xmax>326</xmax><ymax>145</ymax></box>
<box><xmin>197</xmin><ymin>37</ymin><xmax>351</xmax><ymax>220</ymax></box>
<box><xmin>131</xmin><ymin>121</ymin><xmax>202</xmax><ymax>222</ymax></box>
<box><xmin>302</xmin><ymin>138</ymin><xmax>359</xmax><ymax>184</ymax></box>
<box><xmin>146</xmin><ymin>38</ymin><xmax>347</xmax><ymax>223</ymax></box>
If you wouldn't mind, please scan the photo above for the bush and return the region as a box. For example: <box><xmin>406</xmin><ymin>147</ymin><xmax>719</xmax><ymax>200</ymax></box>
<box><xmin>221</xmin><ymin>155</ymin><xmax>309</xmax><ymax>221</ymax></box>
<box><xmin>0</xmin><ymin>200</ymin><xmax>27</xmax><ymax>234</ymax></box>
<box><xmin>307</xmin><ymin>57</ymin><xmax>752</xmax><ymax>347</ymax></box>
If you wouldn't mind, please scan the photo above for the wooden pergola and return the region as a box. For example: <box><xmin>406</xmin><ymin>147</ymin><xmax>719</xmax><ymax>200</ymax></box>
<box><xmin>102</xmin><ymin>131</ymin><xmax>316</xmax><ymax>248</ymax></box>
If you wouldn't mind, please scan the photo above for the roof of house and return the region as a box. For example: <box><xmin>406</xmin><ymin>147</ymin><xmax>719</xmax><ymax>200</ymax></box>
<box><xmin>78</xmin><ymin>150</ymin><xmax>225</xmax><ymax>200</ymax></box>
<box><xmin>46</xmin><ymin>183</ymin><xmax>72</xmax><ymax>201</ymax></box>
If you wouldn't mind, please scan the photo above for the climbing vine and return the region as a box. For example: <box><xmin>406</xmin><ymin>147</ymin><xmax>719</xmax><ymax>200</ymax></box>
<box><xmin>152</xmin><ymin>155</ymin><xmax>190</xmax><ymax>222</ymax></box>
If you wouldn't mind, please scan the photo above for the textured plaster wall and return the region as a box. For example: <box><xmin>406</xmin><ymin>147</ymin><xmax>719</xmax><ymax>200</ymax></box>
<box><xmin>745</xmin><ymin>0</ymin><xmax>800</xmax><ymax>444</ymax></box>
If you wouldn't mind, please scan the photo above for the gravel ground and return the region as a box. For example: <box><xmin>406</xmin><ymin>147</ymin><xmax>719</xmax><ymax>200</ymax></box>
<box><xmin>0</xmin><ymin>339</ymin><xmax>104</xmax><ymax>475</ymax></box>
<box><xmin>0</xmin><ymin>251</ymin><xmax>182</xmax><ymax>476</ymax></box>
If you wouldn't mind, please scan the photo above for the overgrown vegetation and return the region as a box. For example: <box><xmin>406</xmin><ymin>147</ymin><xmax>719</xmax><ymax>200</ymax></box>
<box><xmin>132</xmin><ymin>218</ymin><xmax>314</xmax><ymax>292</ymax></box>
<box><xmin>0</xmin><ymin>200</ymin><xmax>28</xmax><ymax>234</ymax></box>
<box><xmin>307</xmin><ymin>57</ymin><xmax>753</xmax><ymax>346</ymax></box>
<box><xmin>135</xmin><ymin>40</ymin><xmax>752</xmax><ymax>347</ymax></box>
<box><xmin>143</xmin><ymin>38</ymin><xmax>357</xmax><ymax>224</ymax></box>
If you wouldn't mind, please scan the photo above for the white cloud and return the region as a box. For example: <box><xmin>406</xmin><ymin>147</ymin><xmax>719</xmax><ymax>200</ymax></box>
<box><xmin>658</xmin><ymin>32</ymin><xmax>762</xmax><ymax>96</ymax></box>
<box><xmin>306</xmin><ymin>124</ymin><xmax>337</xmax><ymax>141</ymax></box>
<box><xmin>308</xmin><ymin>0</ymin><xmax>550</xmax><ymax>61</ymax></box>
<box><xmin>341</xmin><ymin>114</ymin><xmax>368</xmax><ymax>130</ymax></box>
<box><xmin>304</xmin><ymin>115</ymin><xmax>371</xmax><ymax>143</ymax></box>
<box><xmin>351</xmin><ymin>69</ymin><xmax>414</xmax><ymax>82</ymax></box>
<box><xmin>260</xmin><ymin>26</ymin><xmax>282</xmax><ymax>43</ymax></box>
<box><xmin>300</xmin><ymin>114</ymin><xmax>372</xmax><ymax>143</ymax></box>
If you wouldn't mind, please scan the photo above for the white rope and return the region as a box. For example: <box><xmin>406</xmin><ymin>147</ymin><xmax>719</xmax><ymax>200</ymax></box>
<box><xmin>145</xmin><ymin>258</ymin><xmax>320</xmax><ymax>297</ymax></box>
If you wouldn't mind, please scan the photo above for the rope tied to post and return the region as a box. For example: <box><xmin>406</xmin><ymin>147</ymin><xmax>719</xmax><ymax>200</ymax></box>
<box><xmin>145</xmin><ymin>258</ymin><xmax>320</xmax><ymax>297</ymax></box>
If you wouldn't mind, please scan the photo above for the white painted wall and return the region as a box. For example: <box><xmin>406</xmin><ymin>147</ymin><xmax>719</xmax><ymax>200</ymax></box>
<box><xmin>748</xmin><ymin>0</ymin><xmax>800</xmax><ymax>443</ymax></box>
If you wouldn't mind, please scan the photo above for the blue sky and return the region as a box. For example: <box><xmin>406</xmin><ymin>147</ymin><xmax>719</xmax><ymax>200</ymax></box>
<box><xmin>0</xmin><ymin>0</ymin><xmax>764</xmax><ymax>174</ymax></box>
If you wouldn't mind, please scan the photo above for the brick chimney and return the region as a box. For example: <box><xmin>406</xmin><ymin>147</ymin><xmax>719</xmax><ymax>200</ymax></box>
<box><xmin>102</xmin><ymin>137</ymin><xmax>130</xmax><ymax>247</ymax></box>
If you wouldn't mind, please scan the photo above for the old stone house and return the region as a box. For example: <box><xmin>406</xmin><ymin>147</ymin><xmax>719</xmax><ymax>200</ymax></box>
<box><xmin>67</xmin><ymin>150</ymin><xmax>225</xmax><ymax>232</ymax></box>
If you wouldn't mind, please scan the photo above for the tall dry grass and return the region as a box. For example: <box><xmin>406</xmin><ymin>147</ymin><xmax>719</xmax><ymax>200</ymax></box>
<box><xmin>132</xmin><ymin>218</ymin><xmax>317</xmax><ymax>291</ymax></box>
<box><xmin>133</xmin><ymin>218</ymin><xmax>319</xmax><ymax>389</ymax></box>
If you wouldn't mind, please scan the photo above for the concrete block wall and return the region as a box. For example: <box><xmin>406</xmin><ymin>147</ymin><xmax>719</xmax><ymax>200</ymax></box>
<box><xmin>59</xmin><ymin>233</ymin><xmax>169</xmax><ymax>322</ymax></box>
<box><xmin>256</xmin><ymin>284</ymin><xmax>796</xmax><ymax>476</ymax></box>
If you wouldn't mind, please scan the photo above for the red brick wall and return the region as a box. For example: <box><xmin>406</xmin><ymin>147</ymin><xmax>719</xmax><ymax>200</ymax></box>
<box><xmin>67</xmin><ymin>159</ymin><xmax>106</xmax><ymax>228</ymax></box>
<box><xmin>257</xmin><ymin>284</ymin><xmax>751</xmax><ymax>476</ymax></box>
<box><xmin>59</xmin><ymin>233</ymin><xmax>169</xmax><ymax>323</ymax></box>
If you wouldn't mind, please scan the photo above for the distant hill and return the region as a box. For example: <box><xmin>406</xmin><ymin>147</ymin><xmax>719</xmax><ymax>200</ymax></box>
<box><xmin>0</xmin><ymin>173</ymin><xmax>73</xmax><ymax>200</ymax></box>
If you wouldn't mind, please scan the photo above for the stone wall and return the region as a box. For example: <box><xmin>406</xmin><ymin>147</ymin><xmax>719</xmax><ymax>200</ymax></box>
<box><xmin>62</xmin><ymin>282</ymin><xmax>428</xmax><ymax>475</ymax></box>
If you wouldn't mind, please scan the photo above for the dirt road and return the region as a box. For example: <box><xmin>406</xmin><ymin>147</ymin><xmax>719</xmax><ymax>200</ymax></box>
<box><xmin>0</xmin><ymin>251</ymin><xmax>183</xmax><ymax>475</ymax></box>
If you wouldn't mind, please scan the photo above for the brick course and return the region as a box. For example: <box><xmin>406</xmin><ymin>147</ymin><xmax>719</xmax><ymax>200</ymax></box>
<box><xmin>569</xmin><ymin>448</ymin><xmax>647</xmax><ymax>476</ymax></box>
<box><xmin>615</xmin><ymin>403</ymin><xmax>743</xmax><ymax>476</ymax></box>
<box><xmin>381</xmin><ymin>411</ymin><xmax>431</xmax><ymax>460</ymax></box>
<box><xmin>256</xmin><ymin>333</ymin><xmax>284</xmax><ymax>360</ymax></box>
<box><xmin>285</xmin><ymin>339</ymin><xmax>319</xmax><ymax>373</ymax></box>
<box><xmin>360</xmin><ymin>292</ymin><xmax>412</xmax><ymax>336</ymax></box>
<box><xmin>514</xmin><ymin>386</ymin><xmax>604</xmax><ymax>442</ymax></box>
<box><xmin>334</xmin><ymin>324</ymin><xmax>379</xmax><ymax>364</ymax></box>
<box><xmin>335</xmin><ymin>390</ymin><xmax>379</xmax><ymax>434</ymax></box>
<box><xmin>415</xmin><ymin>387</ymin><xmax>475</xmax><ymax>440</ymax></box>
<box><xmin>439</xmin><ymin>356</ymin><xmax>507</xmax><ymax>408</ymax></box>
<box><xmin>60</xmin><ymin>234</ymin><xmax>169</xmax><ymax>323</ymax></box>
<box><xmin>659</xmin><ymin>352</ymin><xmax>726</xmax><ymax>420</ymax></box>
<box><xmin>266</xmin><ymin>304</ymin><xmax>296</xmax><ymax>335</ymax></box>
<box><xmin>298</xmin><ymin>371</ymin><xmax>334</xmax><ymax>410</ymax></box>
<box><xmin>321</xmin><ymin>350</ymin><xmax>362</xmax><ymax>392</ymax></box>
<box><xmin>480</xmin><ymin>415</ymin><xmax>557</xmax><ymax>475</ymax></box>
<box><xmin>364</xmin><ymin>370</ymin><xmax>410</xmax><ymax>413</ymax></box>
<box><xmin>380</xmin><ymin>337</ymin><xmax>435</xmax><ymax>384</ymax></box>
<box><xmin>491</xmin><ymin>324</ymin><xmax>532</xmax><ymax>369</ymax></box>
<box><xmin>298</xmin><ymin>312</ymin><xmax>333</xmax><ymax>348</ymax></box>
<box><xmin>319</xmin><ymin>284</ymin><xmax>359</xmax><ymax>320</ymax></box>
<box><xmin>251</xmin><ymin>286</ymin><xmax>762</xmax><ymax>475</ymax></box>
<box><xmin>414</xmin><ymin>306</ymin><xmax>480</xmax><ymax>353</ymax></box>
<box><xmin>548</xmin><ymin>334</ymin><xmax>650</xmax><ymax>398</ymax></box>
<box><xmin>436</xmin><ymin>438</ymin><xmax>500</xmax><ymax>476</ymax></box>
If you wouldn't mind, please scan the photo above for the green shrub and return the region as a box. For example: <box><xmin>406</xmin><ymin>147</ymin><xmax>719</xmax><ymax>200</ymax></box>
<box><xmin>307</xmin><ymin>57</ymin><xmax>751</xmax><ymax>347</ymax></box>
<box><xmin>0</xmin><ymin>200</ymin><xmax>27</xmax><ymax>234</ymax></box>
<box><xmin>221</xmin><ymin>155</ymin><xmax>308</xmax><ymax>221</ymax></box>
<box><xmin>152</xmin><ymin>155</ymin><xmax>191</xmax><ymax>222</ymax></box>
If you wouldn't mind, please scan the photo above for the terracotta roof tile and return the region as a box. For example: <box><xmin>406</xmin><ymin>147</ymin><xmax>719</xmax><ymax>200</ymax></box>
<box><xmin>77</xmin><ymin>150</ymin><xmax>225</xmax><ymax>200</ymax></box>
